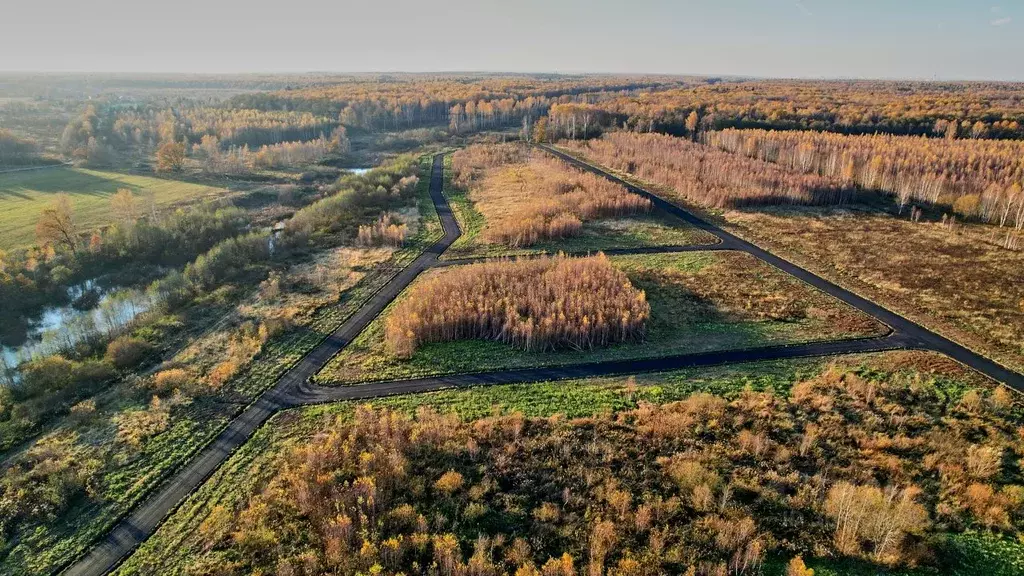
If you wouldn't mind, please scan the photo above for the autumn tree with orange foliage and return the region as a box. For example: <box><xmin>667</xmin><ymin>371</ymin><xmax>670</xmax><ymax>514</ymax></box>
<box><xmin>231</xmin><ymin>75</ymin><xmax>681</xmax><ymax>133</ymax></box>
<box><xmin>586</xmin><ymin>80</ymin><xmax>1024</xmax><ymax>139</ymax></box>
<box><xmin>356</xmin><ymin>213</ymin><xmax>408</xmax><ymax>247</ymax></box>
<box><xmin>386</xmin><ymin>254</ymin><xmax>649</xmax><ymax>357</ymax></box>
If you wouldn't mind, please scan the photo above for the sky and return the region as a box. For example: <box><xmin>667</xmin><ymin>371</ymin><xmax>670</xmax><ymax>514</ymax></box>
<box><xmin>1</xmin><ymin>0</ymin><xmax>1022</xmax><ymax>80</ymax></box>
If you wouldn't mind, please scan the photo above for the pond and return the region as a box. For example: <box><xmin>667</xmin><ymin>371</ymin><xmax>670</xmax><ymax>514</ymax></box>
<box><xmin>347</xmin><ymin>167</ymin><xmax>373</xmax><ymax>175</ymax></box>
<box><xmin>1</xmin><ymin>283</ymin><xmax>153</xmax><ymax>370</ymax></box>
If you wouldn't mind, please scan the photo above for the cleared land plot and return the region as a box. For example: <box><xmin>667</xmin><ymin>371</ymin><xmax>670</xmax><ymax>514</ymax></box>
<box><xmin>0</xmin><ymin>167</ymin><xmax>230</xmax><ymax>249</ymax></box>
<box><xmin>443</xmin><ymin>149</ymin><xmax>716</xmax><ymax>260</ymax></box>
<box><xmin>116</xmin><ymin>351</ymin><xmax>1024</xmax><ymax>576</ymax></box>
<box><xmin>719</xmin><ymin>205</ymin><xmax>1024</xmax><ymax>374</ymax></box>
<box><xmin>315</xmin><ymin>251</ymin><xmax>884</xmax><ymax>385</ymax></box>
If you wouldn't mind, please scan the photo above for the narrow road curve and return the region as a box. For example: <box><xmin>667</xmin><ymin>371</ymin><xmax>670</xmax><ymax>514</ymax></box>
<box><xmin>62</xmin><ymin>147</ymin><xmax>1024</xmax><ymax>576</ymax></box>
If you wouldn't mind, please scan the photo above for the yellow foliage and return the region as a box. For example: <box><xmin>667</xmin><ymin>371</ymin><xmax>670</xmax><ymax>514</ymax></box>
<box><xmin>385</xmin><ymin>254</ymin><xmax>649</xmax><ymax>357</ymax></box>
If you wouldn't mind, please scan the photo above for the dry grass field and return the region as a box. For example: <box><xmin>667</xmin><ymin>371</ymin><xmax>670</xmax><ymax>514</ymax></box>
<box><xmin>721</xmin><ymin>205</ymin><xmax>1024</xmax><ymax>373</ymax></box>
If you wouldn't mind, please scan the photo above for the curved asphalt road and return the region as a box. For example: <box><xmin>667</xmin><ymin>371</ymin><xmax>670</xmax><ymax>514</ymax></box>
<box><xmin>61</xmin><ymin>147</ymin><xmax>1024</xmax><ymax>576</ymax></box>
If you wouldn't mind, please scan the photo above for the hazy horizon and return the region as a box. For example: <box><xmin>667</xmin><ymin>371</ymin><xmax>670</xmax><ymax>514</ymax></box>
<box><xmin>2</xmin><ymin>0</ymin><xmax>1022</xmax><ymax>81</ymax></box>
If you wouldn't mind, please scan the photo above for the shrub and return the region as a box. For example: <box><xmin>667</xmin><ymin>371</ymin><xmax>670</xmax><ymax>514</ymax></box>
<box><xmin>385</xmin><ymin>254</ymin><xmax>649</xmax><ymax>357</ymax></box>
<box><xmin>68</xmin><ymin>399</ymin><xmax>97</xmax><ymax>425</ymax></box>
<box><xmin>18</xmin><ymin>357</ymin><xmax>115</xmax><ymax>399</ymax></box>
<box><xmin>19</xmin><ymin>356</ymin><xmax>76</xmax><ymax>398</ymax></box>
<box><xmin>105</xmin><ymin>336</ymin><xmax>154</xmax><ymax>370</ymax></box>
<box><xmin>786</xmin><ymin>556</ymin><xmax>814</xmax><ymax>576</ymax></box>
<box><xmin>357</xmin><ymin>214</ymin><xmax>408</xmax><ymax>247</ymax></box>
<box><xmin>0</xmin><ymin>433</ymin><xmax>102</xmax><ymax>537</ymax></box>
<box><xmin>151</xmin><ymin>368</ymin><xmax>192</xmax><ymax>394</ymax></box>
<box><xmin>823</xmin><ymin>482</ymin><xmax>929</xmax><ymax>564</ymax></box>
<box><xmin>207</xmin><ymin>359</ymin><xmax>241</xmax><ymax>390</ymax></box>
<box><xmin>434</xmin><ymin>470</ymin><xmax>464</xmax><ymax>495</ymax></box>
<box><xmin>114</xmin><ymin>394</ymin><xmax>187</xmax><ymax>447</ymax></box>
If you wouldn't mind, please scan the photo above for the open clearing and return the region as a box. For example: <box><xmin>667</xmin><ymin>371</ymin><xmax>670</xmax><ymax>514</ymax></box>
<box><xmin>315</xmin><ymin>250</ymin><xmax>885</xmax><ymax>385</ymax></box>
<box><xmin>61</xmin><ymin>149</ymin><xmax>1024</xmax><ymax>576</ymax></box>
<box><xmin>0</xmin><ymin>167</ymin><xmax>230</xmax><ymax>249</ymax></box>
<box><xmin>719</xmin><ymin>205</ymin><xmax>1024</xmax><ymax>374</ymax></box>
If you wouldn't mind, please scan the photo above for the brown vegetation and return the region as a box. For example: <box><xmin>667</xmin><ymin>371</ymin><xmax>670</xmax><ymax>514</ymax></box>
<box><xmin>182</xmin><ymin>363</ymin><xmax>1024</xmax><ymax>575</ymax></box>
<box><xmin>721</xmin><ymin>206</ymin><xmax>1024</xmax><ymax>372</ymax></box>
<box><xmin>563</xmin><ymin>133</ymin><xmax>854</xmax><ymax>208</ymax></box>
<box><xmin>241</xmin><ymin>75</ymin><xmax>682</xmax><ymax>133</ymax></box>
<box><xmin>104</xmin><ymin>336</ymin><xmax>154</xmax><ymax>370</ymax></box>
<box><xmin>452</xmin><ymin>143</ymin><xmax>651</xmax><ymax>247</ymax></box>
<box><xmin>357</xmin><ymin>213</ymin><xmax>409</xmax><ymax>247</ymax></box>
<box><xmin>35</xmin><ymin>193</ymin><xmax>78</xmax><ymax>253</ymax></box>
<box><xmin>385</xmin><ymin>254</ymin><xmax>649</xmax><ymax>357</ymax></box>
<box><xmin>562</xmin><ymin>130</ymin><xmax>1024</xmax><ymax>369</ymax></box>
<box><xmin>192</xmin><ymin>135</ymin><xmax>337</xmax><ymax>174</ymax></box>
<box><xmin>708</xmin><ymin>129</ymin><xmax>1024</xmax><ymax>244</ymax></box>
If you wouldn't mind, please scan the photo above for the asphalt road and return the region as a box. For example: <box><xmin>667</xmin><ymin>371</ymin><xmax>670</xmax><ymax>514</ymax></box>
<box><xmin>60</xmin><ymin>147</ymin><xmax>1024</xmax><ymax>576</ymax></box>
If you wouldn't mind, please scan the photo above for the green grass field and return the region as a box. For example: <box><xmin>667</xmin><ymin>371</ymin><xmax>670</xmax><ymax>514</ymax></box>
<box><xmin>115</xmin><ymin>351</ymin><xmax>1024</xmax><ymax>576</ymax></box>
<box><xmin>0</xmin><ymin>167</ymin><xmax>230</xmax><ymax>249</ymax></box>
<box><xmin>315</xmin><ymin>250</ymin><xmax>886</xmax><ymax>385</ymax></box>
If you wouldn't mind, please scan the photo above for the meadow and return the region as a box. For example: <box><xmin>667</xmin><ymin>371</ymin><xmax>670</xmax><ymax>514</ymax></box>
<box><xmin>315</xmin><ymin>250</ymin><xmax>884</xmax><ymax>385</ymax></box>
<box><xmin>116</xmin><ymin>351</ymin><xmax>1024</xmax><ymax>576</ymax></box>
<box><xmin>0</xmin><ymin>167</ymin><xmax>230</xmax><ymax>249</ymax></box>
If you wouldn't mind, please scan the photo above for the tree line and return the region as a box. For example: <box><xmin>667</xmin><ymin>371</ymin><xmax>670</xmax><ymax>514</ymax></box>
<box><xmin>0</xmin><ymin>129</ymin><xmax>42</xmax><ymax>168</ymax></box>
<box><xmin>563</xmin><ymin>132</ymin><xmax>856</xmax><ymax>208</ymax></box>
<box><xmin>174</xmin><ymin>131</ymin><xmax>347</xmax><ymax>174</ymax></box>
<box><xmin>707</xmin><ymin>128</ymin><xmax>1024</xmax><ymax>244</ymax></box>
<box><xmin>568</xmin><ymin>80</ymin><xmax>1024</xmax><ymax>140</ymax></box>
<box><xmin>60</xmin><ymin>103</ymin><xmax>344</xmax><ymax>168</ymax></box>
<box><xmin>225</xmin><ymin>76</ymin><xmax>683</xmax><ymax>135</ymax></box>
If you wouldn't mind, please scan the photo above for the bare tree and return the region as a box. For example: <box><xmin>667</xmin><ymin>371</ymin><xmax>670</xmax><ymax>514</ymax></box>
<box><xmin>36</xmin><ymin>193</ymin><xmax>78</xmax><ymax>253</ymax></box>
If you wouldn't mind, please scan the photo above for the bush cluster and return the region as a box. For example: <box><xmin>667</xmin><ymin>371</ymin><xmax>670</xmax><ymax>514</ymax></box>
<box><xmin>386</xmin><ymin>254</ymin><xmax>649</xmax><ymax>357</ymax></box>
